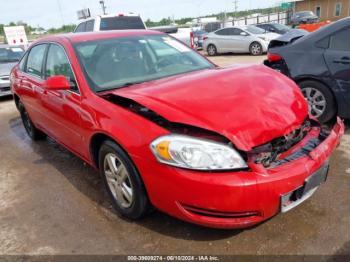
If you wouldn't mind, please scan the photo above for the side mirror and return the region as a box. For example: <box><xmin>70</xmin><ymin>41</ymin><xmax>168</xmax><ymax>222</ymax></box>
<box><xmin>240</xmin><ymin>32</ymin><xmax>248</xmax><ymax>36</ymax></box>
<box><xmin>44</xmin><ymin>75</ymin><xmax>71</xmax><ymax>91</ymax></box>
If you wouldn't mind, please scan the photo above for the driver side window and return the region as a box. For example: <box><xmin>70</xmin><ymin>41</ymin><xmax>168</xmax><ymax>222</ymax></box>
<box><xmin>45</xmin><ymin>44</ymin><xmax>79</xmax><ymax>93</ymax></box>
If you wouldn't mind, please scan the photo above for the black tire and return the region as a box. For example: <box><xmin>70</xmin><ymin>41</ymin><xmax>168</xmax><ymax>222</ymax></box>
<box><xmin>98</xmin><ymin>140</ymin><xmax>150</xmax><ymax>219</ymax></box>
<box><xmin>18</xmin><ymin>101</ymin><xmax>46</xmax><ymax>140</ymax></box>
<box><xmin>299</xmin><ymin>80</ymin><xmax>336</xmax><ymax>123</ymax></box>
<box><xmin>249</xmin><ymin>42</ymin><xmax>263</xmax><ymax>56</ymax></box>
<box><xmin>207</xmin><ymin>44</ymin><xmax>217</xmax><ymax>56</ymax></box>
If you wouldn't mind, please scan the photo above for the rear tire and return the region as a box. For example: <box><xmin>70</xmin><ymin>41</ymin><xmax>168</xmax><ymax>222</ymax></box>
<box><xmin>207</xmin><ymin>44</ymin><xmax>217</xmax><ymax>56</ymax></box>
<box><xmin>249</xmin><ymin>42</ymin><xmax>263</xmax><ymax>56</ymax></box>
<box><xmin>18</xmin><ymin>101</ymin><xmax>46</xmax><ymax>141</ymax></box>
<box><xmin>299</xmin><ymin>80</ymin><xmax>336</xmax><ymax>123</ymax></box>
<box><xmin>98</xmin><ymin>140</ymin><xmax>150</xmax><ymax>219</ymax></box>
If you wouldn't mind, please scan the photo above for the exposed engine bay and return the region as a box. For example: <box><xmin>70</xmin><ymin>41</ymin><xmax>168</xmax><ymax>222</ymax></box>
<box><xmin>248</xmin><ymin>119</ymin><xmax>330</xmax><ymax>168</ymax></box>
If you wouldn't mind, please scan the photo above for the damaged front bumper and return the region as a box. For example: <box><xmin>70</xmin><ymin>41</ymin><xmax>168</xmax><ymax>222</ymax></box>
<box><xmin>134</xmin><ymin>118</ymin><xmax>344</xmax><ymax>229</ymax></box>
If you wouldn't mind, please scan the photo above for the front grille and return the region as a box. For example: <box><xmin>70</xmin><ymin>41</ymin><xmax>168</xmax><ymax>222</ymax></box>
<box><xmin>248</xmin><ymin>119</ymin><xmax>325</xmax><ymax>168</ymax></box>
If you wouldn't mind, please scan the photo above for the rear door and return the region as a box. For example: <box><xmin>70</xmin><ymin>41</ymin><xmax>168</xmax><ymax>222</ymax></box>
<box><xmin>323</xmin><ymin>27</ymin><xmax>350</xmax><ymax>105</ymax></box>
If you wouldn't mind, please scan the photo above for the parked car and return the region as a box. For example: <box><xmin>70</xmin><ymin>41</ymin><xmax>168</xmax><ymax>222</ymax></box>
<box><xmin>291</xmin><ymin>11</ymin><xmax>319</xmax><ymax>26</ymax></box>
<box><xmin>204</xmin><ymin>25</ymin><xmax>279</xmax><ymax>56</ymax></box>
<box><xmin>11</xmin><ymin>30</ymin><xmax>343</xmax><ymax>229</ymax></box>
<box><xmin>74</xmin><ymin>13</ymin><xmax>146</xmax><ymax>32</ymax></box>
<box><xmin>0</xmin><ymin>45</ymin><xmax>24</xmax><ymax>97</ymax></box>
<box><xmin>255</xmin><ymin>23</ymin><xmax>291</xmax><ymax>35</ymax></box>
<box><xmin>264</xmin><ymin>17</ymin><xmax>350</xmax><ymax>123</ymax></box>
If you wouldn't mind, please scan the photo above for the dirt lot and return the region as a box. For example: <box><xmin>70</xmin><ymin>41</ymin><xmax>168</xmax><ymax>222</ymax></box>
<box><xmin>0</xmin><ymin>54</ymin><xmax>349</xmax><ymax>256</ymax></box>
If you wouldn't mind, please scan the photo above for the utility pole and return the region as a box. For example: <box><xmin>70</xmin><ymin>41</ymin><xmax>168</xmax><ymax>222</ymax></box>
<box><xmin>233</xmin><ymin>0</ymin><xmax>239</xmax><ymax>18</ymax></box>
<box><xmin>56</xmin><ymin>0</ymin><xmax>65</xmax><ymax>26</ymax></box>
<box><xmin>99</xmin><ymin>0</ymin><xmax>107</xmax><ymax>15</ymax></box>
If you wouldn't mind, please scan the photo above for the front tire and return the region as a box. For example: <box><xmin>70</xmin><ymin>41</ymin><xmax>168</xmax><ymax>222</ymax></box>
<box><xmin>18</xmin><ymin>101</ymin><xmax>46</xmax><ymax>140</ymax></box>
<box><xmin>249</xmin><ymin>42</ymin><xmax>263</xmax><ymax>56</ymax></box>
<box><xmin>299</xmin><ymin>80</ymin><xmax>336</xmax><ymax>123</ymax></box>
<box><xmin>98</xmin><ymin>140</ymin><xmax>149</xmax><ymax>219</ymax></box>
<box><xmin>207</xmin><ymin>44</ymin><xmax>217</xmax><ymax>56</ymax></box>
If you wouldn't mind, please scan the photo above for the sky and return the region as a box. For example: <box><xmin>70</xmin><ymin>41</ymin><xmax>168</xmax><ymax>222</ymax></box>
<box><xmin>0</xmin><ymin>0</ymin><xmax>283</xmax><ymax>29</ymax></box>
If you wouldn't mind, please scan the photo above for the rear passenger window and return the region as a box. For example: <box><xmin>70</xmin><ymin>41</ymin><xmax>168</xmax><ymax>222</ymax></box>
<box><xmin>330</xmin><ymin>28</ymin><xmax>350</xmax><ymax>51</ymax></box>
<box><xmin>85</xmin><ymin>20</ymin><xmax>95</xmax><ymax>32</ymax></box>
<box><xmin>215</xmin><ymin>28</ymin><xmax>233</xmax><ymax>36</ymax></box>
<box><xmin>26</xmin><ymin>44</ymin><xmax>47</xmax><ymax>78</ymax></box>
<box><xmin>75</xmin><ymin>22</ymin><xmax>86</xmax><ymax>32</ymax></box>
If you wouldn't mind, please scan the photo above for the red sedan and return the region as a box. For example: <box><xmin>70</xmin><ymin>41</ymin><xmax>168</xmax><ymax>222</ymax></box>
<box><xmin>10</xmin><ymin>30</ymin><xmax>344</xmax><ymax>229</ymax></box>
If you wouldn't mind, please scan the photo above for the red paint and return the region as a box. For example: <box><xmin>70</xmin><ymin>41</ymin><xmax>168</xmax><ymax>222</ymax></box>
<box><xmin>11</xmin><ymin>31</ymin><xmax>344</xmax><ymax>229</ymax></box>
<box><xmin>45</xmin><ymin>75</ymin><xmax>71</xmax><ymax>91</ymax></box>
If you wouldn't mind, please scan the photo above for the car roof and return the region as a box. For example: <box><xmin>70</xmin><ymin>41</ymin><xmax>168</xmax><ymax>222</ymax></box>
<box><xmin>33</xmin><ymin>30</ymin><xmax>164</xmax><ymax>44</ymax></box>
<box><xmin>79</xmin><ymin>13</ymin><xmax>141</xmax><ymax>22</ymax></box>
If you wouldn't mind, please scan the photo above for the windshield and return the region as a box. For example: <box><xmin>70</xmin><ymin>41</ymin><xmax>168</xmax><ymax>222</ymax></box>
<box><xmin>245</xmin><ymin>26</ymin><xmax>266</xmax><ymax>35</ymax></box>
<box><xmin>100</xmin><ymin>17</ymin><xmax>146</xmax><ymax>30</ymax></box>
<box><xmin>74</xmin><ymin>35</ymin><xmax>214</xmax><ymax>92</ymax></box>
<box><xmin>273</xmin><ymin>23</ymin><xmax>290</xmax><ymax>30</ymax></box>
<box><xmin>0</xmin><ymin>47</ymin><xmax>24</xmax><ymax>63</ymax></box>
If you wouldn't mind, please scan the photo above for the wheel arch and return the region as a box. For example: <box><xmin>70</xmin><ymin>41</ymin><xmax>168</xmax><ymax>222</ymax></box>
<box><xmin>13</xmin><ymin>93</ymin><xmax>20</xmax><ymax>110</ymax></box>
<box><xmin>295</xmin><ymin>76</ymin><xmax>339</xmax><ymax>118</ymax></box>
<box><xmin>294</xmin><ymin>77</ymin><xmax>337</xmax><ymax>105</ymax></box>
<box><xmin>89</xmin><ymin>132</ymin><xmax>127</xmax><ymax>169</ymax></box>
<box><xmin>89</xmin><ymin>131</ymin><xmax>152</xmax><ymax>207</ymax></box>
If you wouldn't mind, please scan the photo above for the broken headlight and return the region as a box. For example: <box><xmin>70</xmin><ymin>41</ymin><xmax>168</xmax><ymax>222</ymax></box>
<box><xmin>150</xmin><ymin>135</ymin><xmax>247</xmax><ymax>171</ymax></box>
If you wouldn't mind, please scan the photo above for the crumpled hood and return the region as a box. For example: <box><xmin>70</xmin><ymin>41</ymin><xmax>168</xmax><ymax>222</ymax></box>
<box><xmin>112</xmin><ymin>65</ymin><xmax>308</xmax><ymax>151</ymax></box>
<box><xmin>0</xmin><ymin>62</ymin><xmax>17</xmax><ymax>76</ymax></box>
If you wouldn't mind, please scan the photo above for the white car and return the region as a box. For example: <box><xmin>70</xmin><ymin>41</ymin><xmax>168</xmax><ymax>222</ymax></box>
<box><xmin>74</xmin><ymin>13</ymin><xmax>146</xmax><ymax>32</ymax></box>
<box><xmin>203</xmin><ymin>25</ymin><xmax>280</xmax><ymax>56</ymax></box>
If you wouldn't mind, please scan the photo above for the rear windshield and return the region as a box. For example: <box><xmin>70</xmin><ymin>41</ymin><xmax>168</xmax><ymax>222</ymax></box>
<box><xmin>0</xmin><ymin>47</ymin><xmax>24</xmax><ymax>63</ymax></box>
<box><xmin>100</xmin><ymin>17</ymin><xmax>146</xmax><ymax>30</ymax></box>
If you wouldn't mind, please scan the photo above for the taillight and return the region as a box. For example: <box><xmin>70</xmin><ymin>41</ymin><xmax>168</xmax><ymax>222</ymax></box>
<box><xmin>268</xmin><ymin>53</ymin><xmax>282</xmax><ymax>62</ymax></box>
<box><xmin>203</xmin><ymin>36</ymin><xmax>208</xmax><ymax>41</ymax></box>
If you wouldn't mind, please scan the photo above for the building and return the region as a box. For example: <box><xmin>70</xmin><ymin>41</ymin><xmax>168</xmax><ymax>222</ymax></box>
<box><xmin>294</xmin><ymin>0</ymin><xmax>350</xmax><ymax>21</ymax></box>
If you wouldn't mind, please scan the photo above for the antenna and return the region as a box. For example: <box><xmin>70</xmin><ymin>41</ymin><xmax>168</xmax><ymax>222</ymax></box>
<box><xmin>99</xmin><ymin>0</ymin><xmax>107</xmax><ymax>15</ymax></box>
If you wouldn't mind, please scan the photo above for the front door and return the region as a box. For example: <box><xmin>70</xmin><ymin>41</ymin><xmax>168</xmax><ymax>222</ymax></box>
<box><xmin>38</xmin><ymin>43</ymin><xmax>84</xmax><ymax>155</ymax></box>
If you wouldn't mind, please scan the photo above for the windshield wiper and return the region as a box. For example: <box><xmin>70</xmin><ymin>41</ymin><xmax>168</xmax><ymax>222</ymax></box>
<box><xmin>96</xmin><ymin>81</ymin><xmax>146</xmax><ymax>93</ymax></box>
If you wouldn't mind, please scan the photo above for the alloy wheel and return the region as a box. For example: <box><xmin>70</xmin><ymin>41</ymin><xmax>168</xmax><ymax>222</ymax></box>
<box><xmin>207</xmin><ymin>45</ymin><xmax>216</xmax><ymax>56</ymax></box>
<box><xmin>251</xmin><ymin>43</ymin><xmax>262</xmax><ymax>55</ymax></box>
<box><xmin>302</xmin><ymin>87</ymin><xmax>327</xmax><ymax>118</ymax></box>
<box><xmin>103</xmin><ymin>153</ymin><xmax>134</xmax><ymax>208</ymax></box>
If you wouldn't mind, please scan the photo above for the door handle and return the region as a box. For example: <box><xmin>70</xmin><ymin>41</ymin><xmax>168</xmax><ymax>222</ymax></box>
<box><xmin>333</xmin><ymin>57</ymin><xmax>350</xmax><ymax>64</ymax></box>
